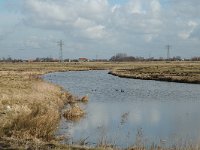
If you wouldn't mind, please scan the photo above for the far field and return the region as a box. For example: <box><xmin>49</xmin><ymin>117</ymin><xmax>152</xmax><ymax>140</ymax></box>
<box><xmin>109</xmin><ymin>61</ymin><xmax>200</xmax><ymax>84</ymax></box>
<box><xmin>0</xmin><ymin>61</ymin><xmax>200</xmax><ymax>149</ymax></box>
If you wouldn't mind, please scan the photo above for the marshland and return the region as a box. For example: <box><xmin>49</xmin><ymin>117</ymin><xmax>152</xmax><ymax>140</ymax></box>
<box><xmin>2</xmin><ymin>0</ymin><xmax>200</xmax><ymax>149</ymax></box>
<box><xmin>0</xmin><ymin>61</ymin><xmax>200</xmax><ymax>149</ymax></box>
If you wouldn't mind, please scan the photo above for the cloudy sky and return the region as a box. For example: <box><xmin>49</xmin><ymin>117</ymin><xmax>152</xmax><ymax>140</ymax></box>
<box><xmin>0</xmin><ymin>0</ymin><xmax>200</xmax><ymax>59</ymax></box>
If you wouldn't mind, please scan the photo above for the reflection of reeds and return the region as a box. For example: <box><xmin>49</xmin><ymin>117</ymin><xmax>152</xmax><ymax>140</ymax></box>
<box><xmin>96</xmin><ymin>125</ymin><xmax>117</xmax><ymax>149</ymax></box>
<box><xmin>121</xmin><ymin>112</ymin><xmax>129</xmax><ymax>125</ymax></box>
<box><xmin>1</xmin><ymin>62</ymin><xmax>200</xmax><ymax>149</ymax></box>
<box><xmin>127</xmin><ymin>128</ymin><xmax>200</xmax><ymax>150</ymax></box>
<box><xmin>94</xmin><ymin>113</ymin><xmax>200</xmax><ymax>150</ymax></box>
<box><xmin>63</xmin><ymin>94</ymin><xmax>88</xmax><ymax>120</ymax></box>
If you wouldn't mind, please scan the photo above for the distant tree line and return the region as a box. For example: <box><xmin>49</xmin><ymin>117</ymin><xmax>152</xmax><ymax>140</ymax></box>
<box><xmin>0</xmin><ymin>55</ymin><xmax>200</xmax><ymax>62</ymax></box>
<box><xmin>34</xmin><ymin>57</ymin><xmax>57</xmax><ymax>62</ymax></box>
<box><xmin>110</xmin><ymin>53</ymin><xmax>145</xmax><ymax>61</ymax></box>
<box><xmin>191</xmin><ymin>57</ymin><xmax>200</xmax><ymax>61</ymax></box>
<box><xmin>0</xmin><ymin>57</ymin><xmax>71</xmax><ymax>62</ymax></box>
<box><xmin>109</xmin><ymin>53</ymin><xmax>199</xmax><ymax>62</ymax></box>
<box><xmin>0</xmin><ymin>57</ymin><xmax>24</xmax><ymax>62</ymax></box>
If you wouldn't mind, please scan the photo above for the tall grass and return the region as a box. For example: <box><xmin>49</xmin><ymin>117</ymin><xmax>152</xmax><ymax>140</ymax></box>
<box><xmin>0</xmin><ymin>62</ymin><xmax>111</xmax><ymax>148</ymax></box>
<box><xmin>0</xmin><ymin>70</ymin><xmax>72</xmax><ymax>149</ymax></box>
<box><xmin>0</xmin><ymin>62</ymin><xmax>200</xmax><ymax>149</ymax></box>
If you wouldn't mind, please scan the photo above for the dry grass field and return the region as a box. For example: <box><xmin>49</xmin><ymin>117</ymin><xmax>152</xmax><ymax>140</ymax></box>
<box><xmin>0</xmin><ymin>66</ymin><xmax>68</xmax><ymax>149</ymax></box>
<box><xmin>0</xmin><ymin>61</ymin><xmax>200</xmax><ymax>149</ymax></box>
<box><xmin>0</xmin><ymin>62</ymin><xmax>117</xmax><ymax>149</ymax></box>
<box><xmin>109</xmin><ymin>61</ymin><xmax>200</xmax><ymax>84</ymax></box>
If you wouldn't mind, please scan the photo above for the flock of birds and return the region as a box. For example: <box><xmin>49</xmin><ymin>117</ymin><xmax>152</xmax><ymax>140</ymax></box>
<box><xmin>91</xmin><ymin>88</ymin><xmax>125</xmax><ymax>93</ymax></box>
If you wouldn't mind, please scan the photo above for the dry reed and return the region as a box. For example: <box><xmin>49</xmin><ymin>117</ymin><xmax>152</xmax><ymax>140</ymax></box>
<box><xmin>1</xmin><ymin>61</ymin><xmax>200</xmax><ymax>149</ymax></box>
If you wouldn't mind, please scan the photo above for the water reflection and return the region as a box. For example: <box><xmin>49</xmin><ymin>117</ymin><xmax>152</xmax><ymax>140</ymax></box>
<box><xmin>44</xmin><ymin>70</ymin><xmax>200</xmax><ymax>147</ymax></box>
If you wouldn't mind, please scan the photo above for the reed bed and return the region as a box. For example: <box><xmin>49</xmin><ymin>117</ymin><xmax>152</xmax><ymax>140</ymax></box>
<box><xmin>0</xmin><ymin>61</ymin><xmax>200</xmax><ymax>149</ymax></box>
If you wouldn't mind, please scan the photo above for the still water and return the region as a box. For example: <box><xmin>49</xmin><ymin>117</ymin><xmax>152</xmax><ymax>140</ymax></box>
<box><xmin>44</xmin><ymin>70</ymin><xmax>200</xmax><ymax>147</ymax></box>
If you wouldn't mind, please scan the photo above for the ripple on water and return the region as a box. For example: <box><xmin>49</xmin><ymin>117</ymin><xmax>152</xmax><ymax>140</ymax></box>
<box><xmin>43</xmin><ymin>70</ymin><xmax>200</xmax><ymax>147</ymax></box>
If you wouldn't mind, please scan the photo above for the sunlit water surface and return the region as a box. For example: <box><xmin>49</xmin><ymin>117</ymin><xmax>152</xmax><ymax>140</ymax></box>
<box><xmin>44</xmin><ymin>70</ymin><xmax>200</xmax><ymax>147</ymax></box>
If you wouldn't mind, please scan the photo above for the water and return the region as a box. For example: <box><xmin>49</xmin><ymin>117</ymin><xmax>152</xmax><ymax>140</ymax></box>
<box><xmin>43</xmin><ymin>70</ymin><xmax>200</xmax><ymax>147</ymax></box>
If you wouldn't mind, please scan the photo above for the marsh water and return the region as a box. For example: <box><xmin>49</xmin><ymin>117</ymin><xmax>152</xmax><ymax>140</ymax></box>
<box><xmin>44</xmin><ymin>70</ymin><xmax>200</xmax><ymax>147</ymax></box>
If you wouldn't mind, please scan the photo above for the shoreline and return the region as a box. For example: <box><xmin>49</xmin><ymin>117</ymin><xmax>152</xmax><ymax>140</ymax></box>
<box><xmin>0</xmin><ymin>61</ymin><xmax>200</xmax><ymax>149</ymax></box>
<box><xmin>0</xmin><ymin>62</ymin><xmax>124</xmax><ymax>149</ymax></box>
<box><xmin>108</xmin><ymin>70</ymin><xmax>200</xmax><ymax>84</ymax></box>
<box><xmin>108</xmin><ymin>62</ymin><xmax>200</xmax><ymax>84</ymax></box>
<box><xmin>0</xmin><ymin>62</ymin><xmax>100</xmax><ymax>149</ymax></box>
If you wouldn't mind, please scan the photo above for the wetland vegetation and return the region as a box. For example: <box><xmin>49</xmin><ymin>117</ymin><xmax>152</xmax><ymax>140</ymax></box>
<box><xmin>0</xmin><ymin>61</ymin><xmax>200</xmax><ymax>149</ymax></box>
<box><xmin>109</xmin><ymin>61</ymin><xmax>200</xmax><ymax>84</ymax></box>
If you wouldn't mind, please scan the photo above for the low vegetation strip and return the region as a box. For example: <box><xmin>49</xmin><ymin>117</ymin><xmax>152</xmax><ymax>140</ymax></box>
<box><xmin>109</xmin><ymin>62</ymin><xmax>200</xmax><ymax>84</ymax></box>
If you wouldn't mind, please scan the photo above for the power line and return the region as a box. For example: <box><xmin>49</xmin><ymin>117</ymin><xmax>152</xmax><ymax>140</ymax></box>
<box><xmin>166</xmin><ymin>44</ymin><xmax>171</xmax><ymax>59</ymax></box>
<box><xmin>96</xmin><ymin>54</ymin><xmax>98</xmax><ymax>60</ymax></box>
<box><xmin>57</xmin><ymin>40</ymin><xmax>64</xmax><ymax>62</ymax></box>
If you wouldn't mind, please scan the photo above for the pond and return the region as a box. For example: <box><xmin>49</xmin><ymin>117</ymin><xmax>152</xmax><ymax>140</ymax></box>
<box><xmin>43</xmin><ymin>70</ymin><xmax>200</xmax><ymax>147</ymax></box>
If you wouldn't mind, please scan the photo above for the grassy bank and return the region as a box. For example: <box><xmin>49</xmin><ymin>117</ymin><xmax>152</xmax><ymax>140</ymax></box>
<box><xmin>109</xmin><ymin>61</ymin><xmax>200</xmax><ymax>84</ymax></box>
<box><xmin>0</xmin><ymin>61</ymin><xmax>200</xmax><ymax>149</ymax></box>
<box><xmin>0</xmin><ymin>62</ymin><xmax>121</xmax><ymax>149</ymax></box>
<box><xmin>0</xmin><ymin>65</ymin><xmax>68</xmax><ymax>149</ymax></box>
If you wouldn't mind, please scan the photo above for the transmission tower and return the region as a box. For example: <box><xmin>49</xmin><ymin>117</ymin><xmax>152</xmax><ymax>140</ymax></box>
<box><xmin>57</xmin><ymin>40</ymin><xmax>64</xmax><ymax>62</ymax></box>
<box><xmin>166</xmin><ymin>44</ymin><xmax>171</xmax><ymax>60</ymax></box>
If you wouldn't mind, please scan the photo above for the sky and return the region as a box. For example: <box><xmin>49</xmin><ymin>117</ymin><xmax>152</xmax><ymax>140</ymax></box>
<box><xmin>0</xmin><ymin>0</ymin><xmax>200</xmax><ymax>59</ymax></box>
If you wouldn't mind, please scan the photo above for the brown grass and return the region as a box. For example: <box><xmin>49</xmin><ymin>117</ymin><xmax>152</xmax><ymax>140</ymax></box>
<box><xmin>109</xmin><ymin>61</ymin><xmax>200</xmax><ymax>84</ymax></box>
<box><xmin>0</xmin><ymin>62</ymin><xmax>119</xmax><ymax>149</ymax></box>
<box><xmin>0</xmin><ymin>71</ymin><xmax>68</xmax><ymax>140</ymax></box>
<box><xmin>63</xmin><ymin>104</ymin><xmax>85</xmax><ymax>120</ymax></box>
<box><xmin>80</xmin><ymin>95</ymin><xmax>89</xmax><ymax>103</ymax></box>
<box><xmin>0</xmin><ymin>61</ymin><xmax>200</xmax><ymax>149</ymax></box>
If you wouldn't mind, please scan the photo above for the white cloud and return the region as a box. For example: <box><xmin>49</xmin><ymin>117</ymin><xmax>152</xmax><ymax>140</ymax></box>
<box><xmin>188</xmin><ymin>21</ymin><xmax>198</xmax><ymax>27</ymax></box>
<box><xmin>111</xmin><ymin>4</ymin><xmax>120</xmax><ymax>13</ymax></box>
<box><xmin>22</xmin><ymin>0</ymin><xmax>110</xmax><ymax>40</ymax></box>
<box><xmin>1</xmin><ymin>0</ymin><xmax>200</xmax><ymax>58</ymax></box>
<box><xmin>85</xmin><ymin>25</ymin><xmax>107</xmax><ymax>39</ymax></box>
<box><xmin>74</xmin><ymin>17</ymin><xmax>94</xmax><ymax>29</ymax></box>
<box><xmin>150</xmin><ymin>0</ymin><xmax>161</xmax><ymax>13</ymax></box>
<box><xmin>144</xmin><ymin>34</ymin><xmax>154</xmax><ymax>42</ymax></box>
<box><xmin>179</xmin><ymin>32</ymin><xmax>190</xmax><ymax>40</ymax></box>
<box><xmin>179</xmin><ymin>21</ymin><xmax>198</xmax><ymax>40</ymax></box>
<box><xmin>127</xmin><ymin>0</ymin><xmax>146</xmax><ymax>15</ymax></box>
